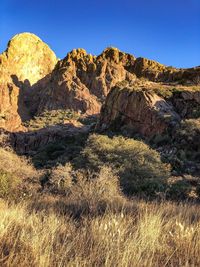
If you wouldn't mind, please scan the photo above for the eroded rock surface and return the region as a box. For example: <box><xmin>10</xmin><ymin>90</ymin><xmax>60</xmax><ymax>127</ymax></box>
<box><xmin>1</xmin><ymin>121</ymin><xmax>89</xmax><ymax>155</ymax></box>
<box><xmin>30</xmin><ymin>47</ymin><xmax>137</xmax><ymax>116</ymax></box>
<box><xmin>97</xmin><ymin>86</ymin><xmax>180</xmax><ymax>137</ymax></box>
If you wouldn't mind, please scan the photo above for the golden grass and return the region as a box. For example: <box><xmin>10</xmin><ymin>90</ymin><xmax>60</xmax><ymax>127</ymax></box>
<box><xmin>0</xmin><ymin>148</ymin><xmax>40</xmax><ymax>200</ymax></box>
<box><xmin>0</xmin><ymin>148</ymin><xmax>199</xmax><ymax>266</ymax></box>
<box><xmin>0</xmin><ymin>148</ymin><xmax>37</xmax><ymax>180</ymax></box>
<box><xmin>0</xmin><ymin>196</ymin><xmax>200</xmax><ymax>267</ymax></box>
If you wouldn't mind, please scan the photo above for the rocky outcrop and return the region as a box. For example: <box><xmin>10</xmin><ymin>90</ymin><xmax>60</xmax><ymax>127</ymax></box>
<box><xmin>32</xmin><ymin>47</ymin><xmax>200</xmax><ymax>117</ymax></box>
<box><xmin>170</xmin><ymin>90</ymin><xmax>200</xmax><ymax>119</ymax></box>
<box><xmin>1</xmin><ymin>121</ymin><xmax>89</xmax><ymax>155</ymax></box>
<box><xmin>97</xmin><ymin>86</ymin><xmax>180</xmax><ymax>137</ymax></box>
<box><xmin>31</xmin><ymin>47</ymin><xmax>137</xmax><ymax>116</ymax></box>
<box><xmin>133</xmin><ymin>58</ymin><xmax>200</xmax><ymax>83</ymax></box>
<box><xmin>0</xmin><ymin>33</ymin><xmax>57</xmax><ymax>131</ymax></box>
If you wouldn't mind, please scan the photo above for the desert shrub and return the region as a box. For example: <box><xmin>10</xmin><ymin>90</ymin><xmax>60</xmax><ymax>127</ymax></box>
<box><xmin>167</xmin><ymin>177</ymin><xmax>194</xmax><ymax>200</ymax></box>
<box><xmin>150</xmin><ymin>133</ymin><xmax>171</xmax><ymax>146</ymax></box>
<box><xmin>177</xmin><ymin>119</ymin><xmax>200</xmax><ymax>139</ymax></box>
<box><xmin>32</xmin><ymin>133</ymin><xmax>88</xmax><ymax>168</ymax></box>
<box><xmin>173</xmin><ymin>119</ymin><xmax>200</xmax><ymax>163</ymax></box>
<box><xmin>0</xmin><ymin>131</ymin><xmax>10</xmax><ymax>148</ymax></box>
<box><xmin>77</xmin><ymin>134</ymin><xmax>170</xmax><ymax>196</ymax></box>
<box><xmin>67</xmin><ymin>166</ymin><xmax>126</xmax><ymax>215</ymax></box>
<box><xmin>48</xmin><ymin>163</ymin><xmax>73</xmax><ymax>194</ymax></box>
<box><xmin>0</xmin><ymin>170</ymin><xmax>20</xmax><ymax>199</ymax></box>
<box><xmin>35</xmin><ymin>166</ymin><xmax>126</xmax><ymax>217</ymax></box>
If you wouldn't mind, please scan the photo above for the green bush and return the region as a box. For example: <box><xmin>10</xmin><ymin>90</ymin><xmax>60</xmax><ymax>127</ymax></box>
<box><xmin>77</xmin><ymin>134</ymin><xmax>170</xmax><ymax>196</ymax></box>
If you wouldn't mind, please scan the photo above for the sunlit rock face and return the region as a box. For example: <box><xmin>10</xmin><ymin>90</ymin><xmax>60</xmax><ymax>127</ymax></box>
<box><xmin>32</xmin><ymin>47</ymin><xmax>137</xmax><ymax>116</ymax></box>
<box><xmin>0</xmin><ymin>33</ymin><xmax>57</xmax><ymax>131</ymax></box>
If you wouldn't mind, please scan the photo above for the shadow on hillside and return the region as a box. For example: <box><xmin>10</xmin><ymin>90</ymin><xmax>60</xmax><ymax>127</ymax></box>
<box><xmin>11</xmin><ymin>75</ymin><xmax>32</xmax><ymax>122</ymax></box>
<box><xmin>6</xmin><ymin>122</ymin><xmax>90</xmax><ymax>169</ymax></box>
<box><xmin>6</xmin><ymin>73</ymin><xmax>100</xmax><ymax>169</ymax></box>
<box><xmin>27</xmin><ymin>194</ymin><xmax>138</xmax><ymax>219</ymax></box>
<box><xmin>11</xmin><ymin>73</ymin><xmax>52</xmax><ymax>121</ymax></box>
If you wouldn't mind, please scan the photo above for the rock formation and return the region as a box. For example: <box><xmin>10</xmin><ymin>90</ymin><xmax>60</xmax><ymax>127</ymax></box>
<box><xmin>133</xmin><ymin>57</ymin><xmax>200</xmax><ymax>83</ymax></box>
<box><xmin>1</xmin><ymin>121</ymin><xmax>89</xmax><ymax>155</ymax></box>
<box><xmin>29</xmin><ymin>47</ymin><xmax>137</xmax><ymax>116</ymax></box>
<box><xmin>0</xmin><ymin>33</ymin><xmax>57</xmax><ymax>131</ymax></box>
<box><xmin>97</xmin><ymin>86</ymin><xmax>180</xmax><ymax>137</ymax></box>
<box><xmin>0</xmin><ymin>32</ymin><xmax>200</xmax><ymax>133</ymax></box>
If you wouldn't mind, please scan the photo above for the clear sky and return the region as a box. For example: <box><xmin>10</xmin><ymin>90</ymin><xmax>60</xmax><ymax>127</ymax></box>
<box><xmin>0</xmin><ymin>0</ymin><xmax>200</xmax><ymax>68</ymax></box>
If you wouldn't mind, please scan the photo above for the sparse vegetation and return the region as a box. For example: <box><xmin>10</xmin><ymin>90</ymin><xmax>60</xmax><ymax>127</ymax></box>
<box><xmin>23</xmin><ymin>109</ymin><xmax>80</xmax><ymax>131</ymax></box>
<box><xmin>0</xmin><ymin>148</ymin><xmax>39</xmax><ymax>200</ymax></box>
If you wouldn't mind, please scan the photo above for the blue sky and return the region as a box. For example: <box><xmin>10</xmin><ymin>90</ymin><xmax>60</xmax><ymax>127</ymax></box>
<box><xmin>0</xmin><ymin>0</ymin><xmax>200</xmax><ymax>67</ymax></box>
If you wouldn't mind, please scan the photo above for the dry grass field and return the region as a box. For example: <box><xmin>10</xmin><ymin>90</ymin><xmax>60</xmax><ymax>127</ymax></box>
<box><xmin>0</xmin><ymin>196</ymin><xmax>200</xmax><ymax>267</ymax></box>
<box><xmin>0</xmin><ymin>136</ymin><xmax>200</xmax><ymax>267</ymax></box>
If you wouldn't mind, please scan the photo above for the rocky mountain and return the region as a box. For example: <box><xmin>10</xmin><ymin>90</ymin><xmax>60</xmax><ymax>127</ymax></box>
<box><xmin>0</xmin><ymin>32</ymin><xmax>200</xmax><ymax>133</ymax></box>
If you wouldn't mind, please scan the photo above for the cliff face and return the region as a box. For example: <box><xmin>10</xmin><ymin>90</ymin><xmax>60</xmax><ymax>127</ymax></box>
<box><xmin>97</xmin><ymin>86</ymin><xmax>180</xmax><ymax>137</ymax></box>
<box><xmin>0</xmin><ymin>33</ymin><xmax>57</xmax><ymax>131</ymax></box>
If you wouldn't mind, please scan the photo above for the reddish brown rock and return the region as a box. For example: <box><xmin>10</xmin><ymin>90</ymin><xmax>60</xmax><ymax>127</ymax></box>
<box><xmin>32</xmin><ymin>47</ymin><xmax>136</xmax><ymax>115</ymax></box>
<box><xmin>0</xmin><ymin>33</ymin><xmax>200</xmax><ymax>133</ymax></box>
<box><xmin>133</xmin><ymin>58</ymin><xmax>200</xmax><ymax>83</ymax></box>
<box><xmin>97</xmin><ymin>86</ymin><xmax>180</xmax><ymax>137</ymax></box>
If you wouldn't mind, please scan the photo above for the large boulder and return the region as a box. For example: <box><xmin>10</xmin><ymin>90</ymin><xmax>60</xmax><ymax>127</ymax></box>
<box><xmin>97</xmin><ymin>86</ymin><xmax>180</xmax><ymax>137</ymax></box>
<box><xmin>0</xmin><ymin>33</ymin><xmax>57</xmax><ymax>131</ymax></box>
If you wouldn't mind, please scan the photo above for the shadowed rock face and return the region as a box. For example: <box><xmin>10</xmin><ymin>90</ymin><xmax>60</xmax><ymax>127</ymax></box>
<box><xmin>170</xmin><ymin>90</ymin><xmax>200</xmax><ymax>118</ymax></box>
<box><xmin>97</xmin><ymin>86</ymin><xmax>180</xmax><ymax>137</ymax></box>
<box><xmin>0</xmin><ymin>33</ymin><xmax>57</xmax><ymax>131</ymax></box>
